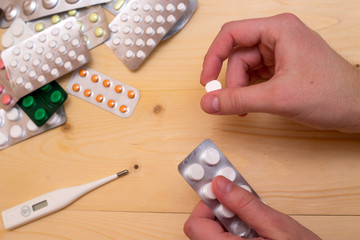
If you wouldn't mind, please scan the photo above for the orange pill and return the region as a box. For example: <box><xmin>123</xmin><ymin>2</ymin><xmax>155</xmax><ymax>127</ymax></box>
<box><xmin>79</xmin><ymin>69</ymin><xmax>87</xmax><ymax>77</ymax></box>
<box><xmin>103</xmin><ymin>79</ymin><xmax>111</xmax><ymax>88</ymax></box>
<box><xmin>84</xmin><ymin>89</ymin><xmax>92</xmax><ymax>97</ymax></box>
<box><xmin>91</xmin><ymin>74</ymin><xmax>99</xmax><ymax>82</ymax></box>
<box><xmin>107</xmin><ymin>99</ymin><xmax>115</xmax><ymax>108</ymax></box>
<box><xmin>127</xmin><ymin>90</ymin><xmax>135</xmax><ymax>99</ymax></box>
<box><xmin>115</xmin><ymin>85</ymin><xmax>123</xmax><ymax>93</ymax></box>
<box><xmin>119</xmin><ymin>105</ymin><xmax>128</xmax><ymax>113</ymax></box>
<box><xmin>96</xmin><ymin>94</ymin><xmax>104</xmax><ymax>102</ymax></box>
<box><xmin>72</xmin><ymin>84</ymin><xmax>80</xmax><ymax>92</ymax></box>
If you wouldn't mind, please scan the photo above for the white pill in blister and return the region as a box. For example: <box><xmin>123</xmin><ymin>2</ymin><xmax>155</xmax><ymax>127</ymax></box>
<box><xmin>37</xmin><ymin>75</ymin><xmax>46</xmax><ymax>83</ymax></box>
<box><xmin>120</xmin><ymin>13</ymin><xmax>129</xmax><ymax>22</ymax></box>
<box><xmin>167</xmin><ymin>15</ymin><xmax>176</xmax><ymax>23</ymax></box>
<box><xmin>125</xmin><ymin>50</ymin><xmax>134</xmax><ymax>58</ymax></box>
<box><xmin>157</xmin><ymin>26</ymin><xmax>166</xmax><ymax>35</ymax></box>
<box><xmin>29</xmin><ymin>71</ymin><xmax>37</xmax><ymax>79</ymax></box>
<box><xmin>65</xmin><ymin>21</ymin><xmax>73</xmax><ymax>30</ymax></box>
<box><xmin>124</xmin><ymin>38</ymin><xmax>133</xmax><ymax>46</ymax></box>
<box><xmin>62</xmin><ymin>33</ymin><xmax>71</xmax><ymax>42</ymax></box>
<box><xmin>146</xmin><ymin>38</ymin><xmax>155</xmax><ymax>47</ymax></box>
<box><xmin>240</xmin><ymin>185</ymin><xmax>252</xmax><ymax>193</ymax></box>
<box><xmin>36</xmin><ymin>47</ymin><xmax>44</xmax><ymax>55</ymax></box>
<box><xmin>12</xmin><ymin>47</ymin><xmax>21</xmax><ymax>56</ymax></box>
<box><xmin>144</xmin><ymin>15</ymin><xmax>153</xmax><ymax>23</ymax></box>
<box><xmin>24</xmin><ymin>82</ymin><xmax>33</xmax><ymax>90</ymax></box>
<box><xmin>46</xmin><ymin>113</ymin><xmax>59</xmax><ymax>125</ymax></box>
<box><xmin>166</xmin><ymin>3</ymin><xmax>175</xmax><ymax>12</ymax></box>
<box><xmin>110</xmin><ymin>24</ymin><xmax>120</xmax><ymax>33</ymax></box>
<box><xmin>55</xmin><ymin>57</ymin><xmax>63</xmax><ymax>65</ymax></box>
<box><xmin>134</xmin><ymin>27</ymin><xmax>143</xmax><ymax>35</ymax></box>
<box><xmin>33</xmin><ymin>59</ymin><xmax>41</xmax><ymax>66</ymax></box>
<box><xmin>46</xmin><ymin>52</ymin><xmax>54</xmax><ymax>60</ymax></box>
<box><xmin>156</xmin><ymin>15</ymin><xmax>165</xmax><ymax>24</ymax></box>
<box><xmin>59</xmin><ymin>46</ymin><xmax>67</xmax><ymax>54</ymax></box>
<box><xmin>26</xmin><ymin>120</ymin><xmax>39</xmax><ymax>132</ymax></box>
<box><xmin>201</xmin><ymin>148</ymin><xmax>221</xmax><ymax>165</ymax></box>
<box><xmin>217</xmin><ymin>204</ymin><xmax>235</xmax><ymax>218</ymax></box>
<box><xmin>68</xmin><ymin>50</ymin><xmax>76</xmax><ymax>59</ymax></box>
<box><xmin>10</xmin><ymin>125</ymin><xmax>24</xmax><ymax>139</ymax></box>
<box><xmin>177</xmin><ymin>2</ymin><xmax>187</xmax><ymax>11</ymax></box>
<box><xmin>42</xmin><ymin>64</ymin><xmax>50</xmax><ymax>72</ymax></box>
<box><xmin>146</xmin><ymin>27</ymin><xmax>154</xmax><ymax>35</ymax></box>
<box><xmin>51</xmin><ymin>68</ymin><xmax>59</xmax><ymax>77</ymax></box>
<box><xmin>202</xmin><ymin>182</ymin><xmax>216</xmax><ymax>200</ymax></box>
<box><xmin>25</xmin><ymin>41</ymin><xmax>34</xmax><ymax>49</ymax></box>
<box><xmin>39</xmin><ymin>34</ymin><xmax>47</xmax><ymax>42</ymax></box>
<box><xmin>136</xmin><ymin>39</ymin><xmax>144</xmax><ymax>47</ymax></box>
<box><xmin>131</xmin><ymin>2</ymin><xmax>139</xmax><ymax>10</ymax></box>
<box><xmin>64</xmin><ymin>61</ymin><xmax>72</xmax><ymax>70</ymax></box>
<box><xmin>217</xmin><ymin>167</ymin><xmax>236</xmax><ymax>182</ymax></box>
<box><xmin>112</xmin><ymin>37</ymin><xmax>121</xmax><ymax>45</ymax></box>
<box><xmin>133</xmin><ymin>14</ymin><xmax>141</xmax><ymax>23</ymax></box>
<box><xmin>51</xmin><ymin>28</ymin><xmax>60</xmax><ymax>36</ymax></box>
<box><xmin>205</xmin><ymin>80</ymin><xmax>222</xmax><ymax>92</ymax></box>
<box><xmin>20</xmin><ymin>65</ymin><xmax>28</xmax><ymax>73</ymax></box>
<box><xmin>136</xmin><ymin>50</ymin><xmax>145</xmax><ymax>58</ymax></box>
<box><xmin>6</xmin><ymin>108</ymin><xmax>20</xmax><ymax>121</ymax></box>
<box><xmin>143</xmin><ymin>3</ymin><xmax>151</xmax><ymax>11</ymax></box>
<box><xmin>187</xmin><ymin>163</ymin><xmax>205</xmax><ymax>181</ymax></box>
<box><xmin>16</xmin><ymin>77</ymin><xmax>24</xmax><ymax>85</ymax></box>
<box><xmin>10</xmin><ymin>60</ymin><xmax>18</xmax><ymax>68</ymax></box>
<box><xmin>155</xmin><ymin>3</ymin><xmax>164</xmax><ymax>12</ymax></box>
<box><xmin>72</xmin><ymin>39</ymin><xmax>80</xmax><ymax>47</ymax></box>
<box><xmin>49</xmin><ymin>40</ymin><xmax>57</xmax><ymax>48</ymax></box>
<box><xmin>122</xmin><ymin>26</ymin><xmax>131</xmax><ymax>34</ymax></box>
<box><xmin>0</xmin><ymin>132</ymin><xmax>8</xmax><ymax>146</ymax></box>
<box><xmin>77</xmin><ymin>55</ymin><xmax>85</xmax><ymax>63</ymax></box>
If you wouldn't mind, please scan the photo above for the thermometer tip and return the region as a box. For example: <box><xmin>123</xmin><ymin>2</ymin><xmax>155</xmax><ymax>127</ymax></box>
<box><xmin>116</xmin><ymin>169</ymin><xmax>129</xmax><ymax>177</ymax></box>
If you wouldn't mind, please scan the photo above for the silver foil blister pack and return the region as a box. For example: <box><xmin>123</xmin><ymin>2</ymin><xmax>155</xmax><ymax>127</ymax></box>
<box><xmin>0</xmin><ymin>0</ymin><xmax>109</xmax><ymax>28</ymax></box>
<box><xmin>0</xmin><ymin>105</ymin><xmax>67</xmax><ymax>150</ymax></box>
<box><xmin>178</xmin><ymin>139</ymin><xmax>259</xmax><ymax>238</ymax></box>
<box><xmin>0</xmin><ymin>17</ymin><xmax>90</xmax><ymax>111</ymax></box>
<box><xmin>1</xmin><ymin>18</ymin><xmax>34</xmax><ymax>49</ymax></box>
<box><xmin>27</xmin><ymin>5</ymin><xmax>110</xmax><ymax>49</ymax></box>
<box><xmin>66</xmin><ymin>67</ymin><xmax>140</xmax><ymax>118</ymax></box>
<box><xmin>105</xmin><ymin>0</ymin><xmax>190</xmax><ymax>70</ymax></box>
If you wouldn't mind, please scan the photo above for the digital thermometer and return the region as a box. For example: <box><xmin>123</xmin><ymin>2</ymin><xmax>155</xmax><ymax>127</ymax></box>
<box><xmin>1</xmin><ymin>169</ymin><xmax>129</xmax><ymax>230</ymax></box>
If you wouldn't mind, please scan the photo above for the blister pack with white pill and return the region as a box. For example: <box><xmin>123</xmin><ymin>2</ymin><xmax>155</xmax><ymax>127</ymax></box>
<box><xmin>66</xmin><ymin>67</ymin><xmax>140</xmax><ymax>118</ymax></box>
<box><xmin>27</xmin><ymin>5</ymin><xmax>110</xmax><ymax>49</ymax></box>
<box><xmin>0</xmin><ymin>105</ymin><xmax>66</xmax><ymax>150</ymax></box>
<box><xmin>0</xmin><ymin>17</ymin><xmax>90</xmax><ymax>111</ymax></box>
<box><xmin>178</xmin><ymin>139</ymin><xmax>260</xmax><ymax>238</ymax></box>
<box><xmin>0</xmin><ymin>0</ymin><xmax>109</xmax><ymax>28</ymax></box>
<box><xmin>105</xmin><ymin>0</ymin><xmax>190</xmax><ymax>71</ymax></box>
<box><xmin>1</xmin><ymin>18</ymin><xmax>34</xmax><ymax>49</ymax></box>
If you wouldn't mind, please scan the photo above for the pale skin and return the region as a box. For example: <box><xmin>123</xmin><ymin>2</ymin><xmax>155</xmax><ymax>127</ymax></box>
<box><xmin>185</xmin><ymin>13</ymin><xmax>360</xmax><ymax>239</ymax></box>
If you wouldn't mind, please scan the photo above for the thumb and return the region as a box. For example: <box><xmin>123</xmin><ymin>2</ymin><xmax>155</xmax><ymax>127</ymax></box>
<box><xmin>212</xmin><ymin>176</ymin><xmax>300</xmax><ymax>238</ymax></box>
<box><xmin>200</xmin><ymin>83</ymin><xmax>275</xmax><ymax>115</ymax></box>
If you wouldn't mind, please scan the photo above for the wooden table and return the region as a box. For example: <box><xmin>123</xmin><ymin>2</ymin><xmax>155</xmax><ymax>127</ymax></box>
<box><xmin>1</xmin><ymin>0</ymin><xmax>360</xmax><ymax>239</ymax></box>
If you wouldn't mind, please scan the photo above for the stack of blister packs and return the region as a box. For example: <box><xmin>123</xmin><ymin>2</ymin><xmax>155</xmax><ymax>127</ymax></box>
<box><xmin>0</xmin><ymin>0</ymin><xmax>197</xmax><ymax>150</ymax></box>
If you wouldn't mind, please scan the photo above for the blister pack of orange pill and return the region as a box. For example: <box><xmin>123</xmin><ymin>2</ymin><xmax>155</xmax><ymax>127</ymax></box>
<box><xmin>178</xmin><ymin>139</ymin><xmax>260</xmax><ymax>238</ymax></box>
<box><xmin>66</xmin><ymin>67</ymin><xmax>140</xmax><ymax>118</ymax></box>
<box><xmin>0</xmin><ymin>17</ymin><xmax>90</xmax><ymax>111</ymax></box>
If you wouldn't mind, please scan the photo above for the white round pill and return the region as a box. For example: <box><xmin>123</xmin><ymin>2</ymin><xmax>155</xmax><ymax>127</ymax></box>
<box><xmin>10</xmin><ymin>60</ymin><xmax>18</xmax><ymax>68</ymax></box>
<box><xmin>155</xmin><ymin>3</ymin><xmax>163</xmax><ymax>12</ymax></box>
<box><xmin>120</xmin><ymin>13</ymin><xmax>129</xmax><ymax>22</ymax></box>
<box><xmin>68</xmin><ymin>50</ymin><xmax>76</xmax><ymax>59</ymax></box>
<box><xmin>146</xmin><ymin>27</ymin><xmax>154</xmax><ymax>35</ymax></box>
<box><xmin>64</xmin><ymin>61</ymin><xmax>72</xmax><ymax>70</ymax></box>
<box><xmin>37</xmin><ymin>75</ymin><xmax>46</xmax><ymax>83</ymax></box>
<box><xmin>133</xmin><ymin>14</ymin><xmax>141</xmax><ymax>23</ymax></box>
<box><xmin>77</xmin><ymin>54</ymin><xmax>85</xmax><ymax>63</ymax></box>
<box><xmin>46</xmin><ymin>113</ymin><xmax>59</xmax><ymax>125</ymax></box>
<box><xmin>156</xmin><ymin>15</ymin><xmax>165</xmax><ymax>24</ymax></box>
<box><xmin>59</xmin><ymin>45</ymin><xmax>67</xmax><ymax>54</ymax></box>
<box><xmin>23</xmin><ymin>53</ymin><xmax>31</xmax><ymax>61</ymax></box>
<box><xmin>240</xmin><ymin>185</ymin><xmax>252</xmax><ymax>193</ymax></box>
<box><xmin>49</xmin><ymin>40</ymin><xmax>57</xmax><ymax>48</ymax></box>
<box><xmin>45</xmin><ymin>52</ymin><xmax>54</xmax><ymax>60</ymax></box>
<box><xmin>42</xmin><ymin>64</ymin><xmax>50</xmax><ymax>72</ymax></box>
<box><xmin>39</xmin><ymin>34</ymin><xmax>47</xmax><ymax>42</ymax></box>
<box><xmin>177</xmin><ymin>2</ymin><xmax>187</xmax><ymax>11</ymax></box>
<box><xmin>157</xmin><ymin>26</ymin><xmax>166</xmax><ymax>35</ymax></box>
<box><xmin>65</xmin><ymin>21</ymin><xmax>73</xmax><ymax>30</ymax></box>
<box><xmin>205</xmin><ymin>80</ymin><xmax>222</xmax><ymax>92</ymax></box>
<box><xmin>36</xmin><ymin>47</ymin><xmax>44</xmax><ymax>55</ymax></box>
<box><xmin>6</xmin><ymin>108</ymin><xmax>20</xmax><ymax>121</ymax></box>
<box><xmin>167</xmin><ymin>15</ymin><xmax>176</xmax><ymax>23</ymax></box>
<box><xmin>29</xmin><ymin>70</ymin><xmax>37</xmax><ymax>79</ymax></box>
<box><xmin>202</xmin><ymin>182</ymin><xmax>216</xmax><ymax>200</ymax></box>
<box><xmin>124</xmin><ymin>38</ymin><xmax>133</xmax><ymax>46</ymax></box>
<box><xmin>0</xmin><ymin>132</ymin><xmax>8</xmax><ymax>146</ymax></box>
<box><xmin>186</xmin><ymin>163</ymin><xmax>205</xmax><ymax>181</ymax></box>
<box><xmin>62</xmin><ymin>33</ymin><xmax>71</xmax><ymax>42</ymax></box>
<box><xmin>166</xmin><ymin>4</ymin><xmax>175</xmax><ymax>11</ymax></box>
<box><xmin>24</xmin><ymin>82</ymin><xmax>33</xmax><ymax>90</ymax></box>
<box><xmin>135</xmin><ymin>39</ymin><xmax>144</xmax><ymax>46</ymax></box>
<box><xmin>12</xmin><ymin>47</ymin><xmax>21</xmax><ymax>55</ymax></box>
<box><xmin>217</xmin><ymin>204</ymin><xmax>235</xmax><ymax>218</ymax></box>
<box><xmin>134</xmin><ymin>26</ymin><xmax>143</xmax><ymax>35</ymax></box>
<box><xmin>136</xmin><ymin>50</ymin><xmax>145</xmax><ymax>58</ymax></box>
<box><xmin>122</xmin><ymin>26</ymin><xmax>131</xmax><ymax>34</ymax></box>
<box><xmin>144</xmin><ymin>15</ymin><xmax>153</xmax><ymax>23</ymax></box>
<box><xmin>55</xmin><ymin>57</ymin><xmax>63</xmax><ymax>66</ymax></box>
<box><xmin>16</xmin><ymin>77</ymin><xmax>24</xmax><ymax>85</ymax></box>
<box><xmin>112</xmin><ymin>37</ymin><xmax>121</xmax><ymax>45</ymax></box>
<box><xmin>201</xmin><ymin>148</ymin><xmax>220</xmax><ymax>165</ymax></box>
<box><xmin>32</xmin><ymin>59</ymin><xmax>41</xmax><ymax>67</ymax></box>
<box><xmin>2</xmin><ymin>35</ymin><xmax>14</xmax><ymax>48</ymax></box>
<box><xmin>20</xmin><ymin>65</ymin><xmax>28</xmax><ymax>73</ymax></box>
<box><xmin>131</xmin><ymin>2</ymin><xmax>139</xmax><ymax>10</ymax></box>
<box><xmin>143</xmin><ymin>3</ymin><xmax>151</xmax><ymax>11</ymax></box>
<box><xmin>51</xmin><ymin>27</ymin><xmax>60</xmax><ymax>36</ymax></box>
<box><xmin>125</xmin><ymin>50</ymin><xmax>134</xmax><ymax>58</ymax></box>
<box><xmin>217</xmin><ymin>167</ymin><xmax>236</xmax><ymax>182</ymax></box>
<box><xmin>51</xmin><ymin>68</ymin><xmax>59</xmax><ymax>77</ymax></box>
<box><xmin>71</xmin><ymin>38</ymin><xmax>80</xmax><ymax>47</ymax></box>
<box><xmin>110</xmin><ymin>24</ymin><xmax>119</xmax><ymax>33</ymax></box>
<box><xmin>146</xmin><ymin>38</ymin><xmax>155</xmax><ymax>47</ymax></box>
<box><xmin>10</xmin><ymin>125</ymin><xmax>24</xmax><ymax>139</ymax></box>
<box><xmin>26</xmin><ymin>41</ymin><xmax>34</xmax><ymax>49</ymax></box>
<box><xmin>26</xmin><ymin>120</ymin><xmax>39</xmax><ymax>132</ymax></box>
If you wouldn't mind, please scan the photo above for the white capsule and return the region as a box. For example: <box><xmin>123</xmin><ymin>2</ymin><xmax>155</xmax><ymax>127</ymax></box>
<box><xmin>186</xmin><ymin>163</ymin><xmax>205</xmax><ymax>181</ymax></box>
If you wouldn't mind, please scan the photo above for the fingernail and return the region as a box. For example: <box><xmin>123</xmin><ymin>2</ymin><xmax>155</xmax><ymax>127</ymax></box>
<box><xmin>216</xmin><ymin>176</ymin><xmax>234</xmax><ymax>194</ymax></box>
<box><xmin>202</xmin><ymin>94</ymin><xmax>220</xmax><ymax>113</ymax></box>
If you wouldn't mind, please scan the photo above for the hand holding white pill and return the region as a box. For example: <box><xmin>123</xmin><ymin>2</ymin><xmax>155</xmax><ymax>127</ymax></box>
<box><xmin>200</xmin><ymin>13</ymin><xmax>360</xmax><ymax>133</ymax></box>
<box><xmin>184</xmin><ymin>176</ymin><xmax>321</xmax><ymax>240</ymax></box>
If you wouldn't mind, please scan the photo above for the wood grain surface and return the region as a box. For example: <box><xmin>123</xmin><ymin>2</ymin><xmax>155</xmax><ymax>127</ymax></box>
<box><xmin>1</xmin><ymin>0</ymin><xmax>360</xmax><ymax>239</ymax></box>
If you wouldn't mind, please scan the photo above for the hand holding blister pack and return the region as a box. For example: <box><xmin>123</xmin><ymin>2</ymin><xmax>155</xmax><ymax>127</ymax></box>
<box><xmin>178</xmin><ymin>139</ymin><xmax>260</xmax><ymax>238</ymax></box>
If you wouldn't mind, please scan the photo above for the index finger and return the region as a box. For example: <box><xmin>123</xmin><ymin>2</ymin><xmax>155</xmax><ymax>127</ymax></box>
<box><xmin>200</xmin><ymin>15</ymin><xmax>280</xmax><ymax>86</ymax></box>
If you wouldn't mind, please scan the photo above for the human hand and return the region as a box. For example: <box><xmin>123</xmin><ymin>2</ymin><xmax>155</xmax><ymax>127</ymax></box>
<box><xmin>184</xmin><ymin>176</ymin><xmax>321</xmax><ymax>240</ymax></box>
<box><xmin>200</xmin><ymin>13</ymin><xmax>360</xmax><ymax>133</ymax></box>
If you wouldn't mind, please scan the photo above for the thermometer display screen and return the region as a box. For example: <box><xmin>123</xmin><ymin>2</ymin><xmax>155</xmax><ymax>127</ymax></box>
<box><xmin>32</xmin><ymin>200</ymin><xmax>48</xmax><ymax>211</ymax></box>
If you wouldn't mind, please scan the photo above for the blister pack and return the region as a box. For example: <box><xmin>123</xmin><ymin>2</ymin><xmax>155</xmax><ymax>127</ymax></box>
<box><xmin>102</xmin><ymin>0</ymin><xmax>128</xmax><ymax>16</ymax></box>
<box><xmin>178</xmin><ymin>139</ymin><xmax>260</xmax><ymax>238</ymax></box>
<box><xmin>18</xmin><ymin>81</ymin><xmax>68</xmax><ymax>127</ymax></box>
<box><xmin>0</xmin><ymin>17</ymin><xmax>90</xmax><ymax>111</ymax></box>
<box><xmin>0</xmin><ymin>105</ymin><xmax>66</xmax><ymax>150</ymax></box>
<box><xmin>0</xmin><ymin>0</ymin><xmax>109</xmax><ymax>28</ymax></box>
<box><xmin>27</xmin><ymin>5</ymin><xmax>110</xmax><ymax>50</ymax></box>
<box><xmin>66</xmin><ymin>67</ymin><xmax>140</xmax><ymax>118</ymax></box>
<box><xmin>1</xmin><ymin>18</ymin><xmax>34</xmax><ymax>49</ymax></box>
<box><xmin>105</xmin><ymin>0</ymin><xmax>190</xmax><ymax>71</ymax></box>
